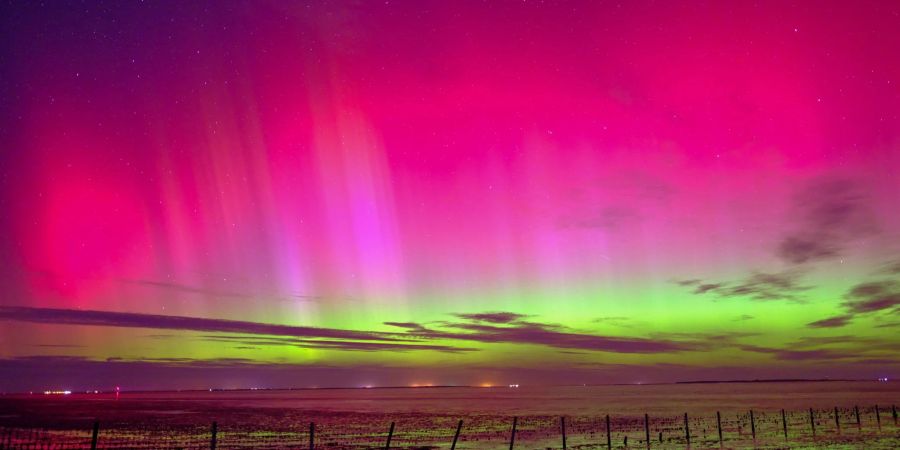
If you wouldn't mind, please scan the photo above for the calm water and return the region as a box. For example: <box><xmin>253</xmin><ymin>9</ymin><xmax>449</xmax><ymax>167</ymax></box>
<box><xmin>99</xmin><ymin>381</ymin><xmax>900</xmax><ymax>415</ymax></box>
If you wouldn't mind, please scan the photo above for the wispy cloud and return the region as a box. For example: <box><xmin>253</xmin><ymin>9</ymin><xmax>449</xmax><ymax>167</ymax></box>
<box><xmin>387</xmin><ymin>314</ymin><xmax>696</xmax><ymax>353</ymax></box>
<box><xmin>679</xmin><ymin>270</ymin><xmax>808</xmax><ymax>302</ymax></box>
<box><xmin>200</xmin><ymin>335</ymin><xmax>475</xmax><ymax>353</ymax></box>
<box><xmin>807</xmin><ymin>315</ymin><xmax>853</xmax><ymax>328</ymax></box>
<box><xmin>0</xmin><ymin>306</ymin><xmax>397</xmax><ymax>342</ymax></box>
<box><xmin>453</xmin><ymin>312</ymin><xmax>528</xmax><ymax>323</ymax></box>
<box><xmin>805</xmin><ymin>279</ymin><xmax>900</xmax><ymax>329</ymax></box>
<box><xmin>842</xmin><ymin>280</ymin><xmax>900</xmax><ymax>314</ymax></box>
<box><xmin>678</xmin><ymin>177</ymin><xmax>878</xmax><ymax>307</ymax></box>
<box><xmin>777</xmin><ymin>177</ymin><xmax>875</xmax><ymax>264</ymax></box>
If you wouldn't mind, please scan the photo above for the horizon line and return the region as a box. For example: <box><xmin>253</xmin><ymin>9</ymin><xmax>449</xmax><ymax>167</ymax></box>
<box><xmin>4</xmin><ymin>377</ymin><xmax>891</xmax><ymax>396</ymax></box>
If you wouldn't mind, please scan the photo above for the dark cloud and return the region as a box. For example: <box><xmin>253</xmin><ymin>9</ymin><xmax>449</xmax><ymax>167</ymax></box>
<box><xmin>0</xmin><ymin>306</ymin><xmax>397</xmax><ymax>342</ymax></box>
<box><xmin>777</xmin><ymin>177</ymin><xmax>875</xmax><ymax>264</ymax></box>
<box><xmin>383</xmin><ymin>322</ymin><xmax>431</xmax><ymax>333</ymax></box>
<box><xmin>445</xmin><ymin>323</ymin><xmax>688</xmax><ymax>353</ymax></box>
<box><xmin>841</xmin><ymin>280</ymin><xmax>900</xmax><ymax>314</ymax></box>
<box><xmin>720</xmin><ymin>271</ymin><xmax>808</xmax><ymax>301</ymax></box>
<box><xmin>648</xmin><ymin>331</ymin><xmax>759</xmax><ymax>351</ymax></box>
<box><xmin>680</xmin><ymin>178</ymin><xmax>878</xmax><ymax>308</ymax></box>
<box><xmin>881</xmin><ymin>260</ymin><xmax>900</xmax><ymax>275</ymax></box>
<box><xmin>739</xmin><ymin>345</ymin><xmax>855</xmax><ymax>362</ymax></box>
<box><xmin>807</xmin><ymin>315</ymin><xmax>853</xmax><ymax>328</ymax></box>
<box><xmin>394</xmin><ymin>315</ymin><xmax>694</xmax><ymax>354</ymax></box>
<box><xmin>591</xmin><ymin>316</ymin><xmax>635</xmax><ymax>328</ymax></box>
<box><xmin>739</xmin><ymin>334</ymin><xmax>900</xmax><ymax>363</ymax></box>
<box><xmin>801</xmin><ymin>279</ymin><xmax>900</xmax><ymax>328</ymax></box>
<box><xmin>845</xmin><ymin>280</ymin><xmax>895</xmax><ymax>299</ymax></box>
<box><xmin>776</xmin><ymin>236</ymin><xmax>837</xmax><ymax>264</ymax></box>
<box><xmin>453</xmin><ymin>312</ymin><xmax>528</xmax><ymax>324</ymax></box>
<box><xmin>844</xmin><ymin>294</ymin><xmax>900</xmax><ymax>314</ymax></box>
<box><xmin>693</xmin><ymin>283</ymin><xmax>723</xmax><ymax>294</ymax></box>
<box><xmin>201</xmin><ymin>335</ymin><xmax>475</xmax><ymax>353</ymax></box>
<box><xmin>788</xmin><ymin>335</ymin><xmax>897</xmax><ymax>351</ymax></box>
<box><xmin>682</xmin><ymin>271</ymin><xmax>808</xmax><ymax>302</ymax></box>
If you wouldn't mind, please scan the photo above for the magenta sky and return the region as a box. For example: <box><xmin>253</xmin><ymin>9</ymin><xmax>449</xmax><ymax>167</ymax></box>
<box><xmin>1</xmin><ymin>1</ymin><xmax>899</xmax><ymax>391</ymax></box>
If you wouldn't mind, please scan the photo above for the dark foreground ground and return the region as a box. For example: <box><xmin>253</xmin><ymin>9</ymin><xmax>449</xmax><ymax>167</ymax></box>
<box><xmin>0</xmin><ymin>383</ymin><xmax>898</xmax><ymax>449</ymax></box>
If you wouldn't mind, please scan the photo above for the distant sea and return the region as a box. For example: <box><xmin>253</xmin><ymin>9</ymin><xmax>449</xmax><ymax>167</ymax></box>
<box><xmin>28</xmin><ymin>380</ymin><xmax>898</xmax><ymax>415</ymax></box>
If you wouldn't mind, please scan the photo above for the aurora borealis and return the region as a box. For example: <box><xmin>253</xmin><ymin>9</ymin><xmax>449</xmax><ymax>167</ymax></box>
<box><xmin>0</xmin><ymin>1</ymin><xmax>898</xmax><ymax>392</ymax></box>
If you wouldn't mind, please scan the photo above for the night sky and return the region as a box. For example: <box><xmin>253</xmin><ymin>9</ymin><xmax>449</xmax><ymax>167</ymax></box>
<box><xmin>1</xmin><ymin>1</ymin><xmax>899</xmax><ymax>392</ymax></box>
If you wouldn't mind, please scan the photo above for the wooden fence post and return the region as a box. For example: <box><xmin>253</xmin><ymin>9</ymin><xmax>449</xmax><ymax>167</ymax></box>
<box><xmin>644</xmin><ymin>413</ymin><xmax>650</xmax><ymax>449</ymax></box>
<box><xmin>875</xmin><ymin>405</ymin><xmax>881</xmax><ymax>431</ymax></box>
<box><xmin>855</xmin><ymin>405</ymin><xmax>861</xmax><ymax>431</ymax></box>
<box><xmin>716</xmin><ymin>411</ymin><xmax>723</xmax><ymax>446</ymax></box>
<box><xmin>309</xmin><ymin>422</ymin><xmax>315</xmax><ymax>450</ymax></box>
<box><xmin>809</xmin><ymin>408</ymin><xmax>816</xmax><ymax>438</ymax></box>
<box><xmin>749</xmin><ymin>410</ymin><xmax>755</xmax><ymax>440</ymax></box>
<box><xmin>606</xmin><ymin>415</ymin><xmax>611</xmax><ymax>450</ymax></box>
<box><xmin>834</xmin><ymin>407</ymin><xmax>841</xmax><ymax>434</ymax></box>
<box><xmin>683</xmin><ymin>413</ymin><xmax>690</xmax><ymax>445</ymax></box>
<box><xmin>210</xmin><ymin>421</ymin><xmax>217</xmax><ymax>450</ymax></box>
<box><xmin>509</xmin><ymin>417</ymin><xmax>517</xmax><ymax>450</ymax></box>
<box><xmin>781</xmin><ymin>409</ymin><xmax>788</xmax><ymax>440</ymax></box>
<box><xmin>892</xmin><ymin>405</ymin><xmax>897</xmax><ymax>426</ymax></box>
<box><xmin>561</xmin><ymin>416</ymin><xmax>567</xmax><ymax>449</ymax></box>
<box><xmin>450</xmin><ymin>420</ymin><xmax>462</xmax><ymax>450</ymax></box>
<box><xmin>385</xmin><ymin>422</ymin><xmax>394</xmax><ymax>450</ymax></box>
<box><xmin>90</xmin><ymin>421</ymin><xmax>99</xmax><ymax>450</ymax></box>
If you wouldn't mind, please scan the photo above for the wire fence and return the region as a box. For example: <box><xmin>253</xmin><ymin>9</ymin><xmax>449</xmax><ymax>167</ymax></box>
<box><xmin>1</xmin><ymin>404</ymin><xmax>897</xmax><ymax>449</ymax></box>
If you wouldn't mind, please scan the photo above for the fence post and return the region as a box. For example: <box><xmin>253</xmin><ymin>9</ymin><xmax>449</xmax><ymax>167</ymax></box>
<box><xmin>683</xmin><ymin>413</ymin><xmax>690</xmax><ymax>445</ymax></box>
<box><xmin>716</xmin><ymin>411</ymin><xmax>722</xmax><ymax>446</ymax></box>
<box><xmin>90</xmin><ymin>421</ymin><xmax>99</xmax><ymax>450</ymax></box>
<box><xmin>892</xmin><ymin>405</ymin><xmax>897</xmax><ymax>426</ymax></box>
<box><xmin>809</xmin><ymin>408</ymin><xmax>816</xmax><ymax>438</ymax></box>
<box><xmin>749</xmin><ymin>410</ymin><xmax>755</xmax><ymax>440</ymax></box>
<box><xmin>644</xmin><ymin>413</ymin><xmax>650</xmax><ymax>449</ymax></box>
<box><xmin>509</xmin><ymin>417</ymin><xmax>517</xmax><ymax>450</ymax></box>
<box><xmin>781</xmin><ymin>409</ymin><xmax>788</xmax><ymax>440</ymax></box>
<box><xmin>561</xmin><ymin>416</ymin><xmax>567</xmax><ymax>449</ymax></box>
<box><xmin>875</xmin><ymin>405</ymin><xmax>881</xmax><ymax>431</ymax></box>
<box><xmin>210</xmin><ymin>421</ymin><xmax>218</xmax><ymax>450</ymax></box>
<box><xmin>450</xmin><ymin>419</ymin><xmax>462</xmax><ymax>450</ymax></box>
<box><xmin>606</xmin><ymin>415</ymin><xmax>611</xmax><ymax>450</ymax></box>
<box><xmin>385</xmin><ymin>422</ymin><xmax>394</xmax><ymax>450</ymax></box>
<box><xmin>834</xmin><ymin>407</ymin><xmax>840</xmax><ymax>434</ymax></box>
<box><xmin>384</xmin><ymin>422</ymin><xmax>394</xmax><ymax>450</ymax></box>
<box><xmin>854</xmin><ymin>405</ymin><xmax>860</xmax><ymax>431</ymax></box>
<box><xmin>309</xmin><ymin>422</ymin><xmax>315</xmax><ymax>450</ymax></box>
